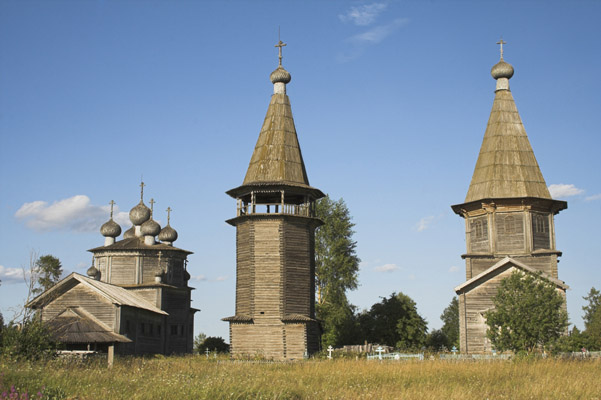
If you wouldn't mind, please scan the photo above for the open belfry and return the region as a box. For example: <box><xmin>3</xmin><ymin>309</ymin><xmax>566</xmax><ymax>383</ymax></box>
<box><xmin>451</xmin><ymin>41</ymin><xmax>569</xmax><ymax>354</ymax></box>
<box><xmin>223</xmin><ymin>40</ymin><xmax>324</xmax><ymax>359</ymax></box>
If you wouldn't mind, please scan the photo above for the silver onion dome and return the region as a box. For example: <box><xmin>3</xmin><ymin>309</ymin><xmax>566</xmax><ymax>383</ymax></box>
<box><xmin>158</xmin><ymin>225</ymin><xmax>178</xmax><ymax>243</ymax></box>
<box><xmin>129</xmin><ymin>201</ymin><xmax>151</xmax><ymax>225</ymax></box>
<box><xmin>270</xmin><ymin>65</ymin><xmax>291</xmax><ymax>84</ymax></box>
<box><xmin>491</xmin><ymin>60</ymin><xmax>514</xmax><ymax>80</ymax></box>
<box><xmin>140</xmin><ymin>218</ymin><xmax>161</xmax><ymax>236</ymax></box>
<box><xmin>100</xmin><ymin>219</ymin><xmax>121</xmax><ymax>238</ymax></box>
<box><xmin>123</xmin><ymin>226</ymin><xmax>135</xmax><ymax>239</ymax></box>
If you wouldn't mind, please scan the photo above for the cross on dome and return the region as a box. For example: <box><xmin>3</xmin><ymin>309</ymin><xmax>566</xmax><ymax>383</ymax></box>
<box><xmin>109</xmin><ymin>200</ymin><xmax>115</xmax><ymax>219</ymax></box>
<box><xmin>149</xmin><ymin>198</ymin><xmax>155</xmax><ymax>216</ymax></box>
<box><xmin>166</xmin><ymin>207</ymin><xmax>172</xmax><ymax>225</ymax></box>
<box><xmin>140</xmin><ymin>180</ymin><xmax>146</xmax><ymax>201</ymax></box>
<box><xmin>275</xmin><ymin>40</ymin><xmax>286</xmax><ymax>66</ymax></box>
<box><xmin>497</xmin><ymin>38</ymin><xmax>507</xmax><ymax>60</ymax></box>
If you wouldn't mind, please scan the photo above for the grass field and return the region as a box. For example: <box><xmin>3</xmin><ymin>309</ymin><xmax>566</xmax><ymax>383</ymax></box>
<box><xmin>2</xmin><ymin>356</ymin><xmax>600</xmax><ymax>399</ymax></box>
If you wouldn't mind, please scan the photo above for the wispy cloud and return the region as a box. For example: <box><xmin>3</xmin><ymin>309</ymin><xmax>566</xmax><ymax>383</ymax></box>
<box><xmin>449</xmin><ymin>266</ymin><xmax>460</xmax><ymax>273</ymax></box>
<box><xmin>548</xmin><ymin>184</ymin><xmax>584</xmax><ymax>199</ymax></box>
<box><xmin>0</xmin><ymin>265</ymin><xmax>26</xmax><ymax>283</ymax></box>
<box><xmin>339</xmin><ymin>3</ymin><xmax>388</xmax><ymax>26</ymax></box>
<box><xmin>215</xmin><ymin>276</ymin><xmax>229</xmax><ymax>282</ymax></box>
<box><xmin>415</xmin><ymin>216</ymin><xmax>435</xmax><ymax>232</ymax></box>
<box><xmin>191</xmin><ymin>274</ymin><xmax>207</xmax><ymax>281</ymax></box>
<box><xmin>374</xmin><ymin>263</ymin><xmax>400</xmax><ymax>273</ymax></box>
<box><xmin>338</xmin><ymin>17</ymin><xmax>409</xmax><ymax>62</ymax></box>
<box><xmin>585</xmin><ymin>193</ymin><xmax>601</xmax><ymax>202</ymax></box>
<box><xmin>15</xmin><ymin>195</ymin><xmax>131</xmax><ymax>232</ymax></box>
<box><xmin>348</xmin><ymin>18</ymin><xmax>408</xmax><ymax>45</ymax></box>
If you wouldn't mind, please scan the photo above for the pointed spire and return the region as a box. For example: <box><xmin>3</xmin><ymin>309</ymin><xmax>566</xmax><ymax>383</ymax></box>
<box><xmin>464</xmin><ymin>48</ymin><xmax>551</xmax><ymax>203</ymax></box>
<box><xmin>242</xmin><ymin>40</ymin><xmax>308</xmax><ymax>187</ymax></box>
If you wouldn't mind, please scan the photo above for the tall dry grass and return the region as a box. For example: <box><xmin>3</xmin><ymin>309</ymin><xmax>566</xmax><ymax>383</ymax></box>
<box><xmin>1</xmin><ymin>356</ymin><xmax>600</xmax><ymax>399</ymax></box>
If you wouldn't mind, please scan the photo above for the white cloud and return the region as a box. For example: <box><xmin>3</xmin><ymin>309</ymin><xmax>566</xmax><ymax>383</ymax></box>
<box><xmin>215</xmin><ymin>276</ymin><xmax>229</xmax><ymax>282</ymax></box>
<box><xmin>374</xmin><ymin>263</ymin><xmax>400</xmax><ymax>272</ymax></box>
<box><xmin>548</xmin><ymin>184</ymin><xmax>584</xmax><ymax>199</ymax></box>
<box><xmin>449</xmin><ymin>266</ymin><xmax>460</xmax><ymax>273</ymax></box>
<box><xmin>0</xmin><ymin>265</ymin><xmax>26</xmax><ymax>283</ymax></box>
<box><xmin>191</xmin><ymin>274</ymin><xmax>207</xmax><ymax>281</ymax></box>
<box><xmin>415</xmin><ymin>215</ymin><xmax>435</xmax><ymax>232</ymax></box>
<box><xmin>15</xmin><ymin>195</ymin><xmax>131</xmax><ymax>233</ymax></box>
<box><xmin>585</xmin><ymin>193</ymin><xmax>601</xmax><ymax>202</ymax></box>
<box><xmin>348</xmin><ymin>18</ymin><xmax>409</xmax><ymax>45</ymax></box>
<box><xmin>339</xmin><ymin>3</ymin><xmax>388</xmax><ymax>26</ymax></box>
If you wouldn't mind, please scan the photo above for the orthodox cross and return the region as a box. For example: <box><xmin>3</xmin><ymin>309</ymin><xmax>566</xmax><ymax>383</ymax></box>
<box><xmin>149</xmin><ymin>198</ymin><xmax>155</xmax><ymax>216</ymax></box>
<box><xmin>327</xmin><ymin>345</ymin><xmax>333</xmax><ymax>360</ymax></box>
<box><xmin>166</xmin><ymin>207</ymin><xmax>172</xmax><ymax>225</ymax></box>
<box><xmin>140</xmin><ymin>181</ymin><xmax>146</xmax><ymax>201</ymax></box>
<box><xmin>275</xmin><ymin>39</ymin><xmax>286</xmax><ymax>66</ymax></box>
<box><xmin>496</xmin><ymin>38</ymin><xmax>507</xmax><ymax>59</ymax></box>
<box><xmin>109</xmin><ymin>200</ymin><xmax>115</xmax><ymax>219</ymax></box>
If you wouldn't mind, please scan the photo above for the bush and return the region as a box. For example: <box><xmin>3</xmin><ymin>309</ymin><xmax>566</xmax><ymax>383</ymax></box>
<box><xmin>1</xmin><ymin>319</ymin><xmax>58</xmax><ymax>361</ymax></box>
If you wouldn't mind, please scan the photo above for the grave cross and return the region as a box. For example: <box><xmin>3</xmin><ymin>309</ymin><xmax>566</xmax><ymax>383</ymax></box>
<box><xmin>205</xmin><ymin>348</ymin><xmax>210</xmax><ymax>359</ymax></box>
<box><xmin>451</xmin><ymin>345</ymin><xmax>458</xmax><ymax>355</ymax></box>
<box><xmin>376</xmin><ymin>346</ymin><xmax>384</xmax><ymax>360</ymax></box>
<box><xmin>327</xmin><ymin>345</ymin><xmax>333</xmax><ymax>360</ymax></box>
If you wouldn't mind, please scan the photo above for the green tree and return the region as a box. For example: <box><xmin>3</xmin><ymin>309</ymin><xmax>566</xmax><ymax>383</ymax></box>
<box><xmin>193</xmin><ymin>332</ymin><xmax>207</xmax><ymax>354</ymax></box>
<box><xmin>441</xmin><ymin>297</ymin><xmax>459</xmax><ymax>348</ymax></box>
<box><xmin>196</xmin><ymin>336</ymin><xmax>229</xmax><ymax>354</ymax></box>
<box><xmin>582</xmin><ymin>287</ymin><xmax>600</xmax><ymax>329</ymax></box>
<box><xmin>484</xmin><ymin>270</ymin><xmax>568</xmax><ymax>354</ymax></box>
<box><xmin>1</xmin><ymin>319</ymin><xmax>58</xmax><ymax>361</ymax></box>
<box><xmin>359</xmin><ymin>292</ymin><xmax>428</xmax><ymax>350</ymax></box>
<box><xmin>426</xmin><ymin>329</ymin><xmax>448</xmax><ymax>351</ymax></box>
<box><xmin>32</xmin><ymin>255</ymin><xmax>63</xmax><ymax>296</ymax></box>
<box><xmin>315</xmin><ymin>196</ymin><xmax>360</xmax><ymax>348</ymax></box>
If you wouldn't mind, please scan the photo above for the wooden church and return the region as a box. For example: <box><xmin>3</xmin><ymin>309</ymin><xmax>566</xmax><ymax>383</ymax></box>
<box><xmin>27</xmin><ymin>185</ymin><xmax>197</xmax><ymax>355</ymax></box>
<box><xmin>222</xmin><ymin>41</ymin><xmax>324</xmax><ymax>360</ymax></box>
<box><xmin>451</xmin><ymin>42</ymin><xmax>569</xmax><ymax>353</ymax></box>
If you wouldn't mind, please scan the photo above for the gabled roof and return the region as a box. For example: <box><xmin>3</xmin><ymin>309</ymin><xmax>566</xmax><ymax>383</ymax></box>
<box><xmin>88</xmin><ymin>237</ymin><xmax>192</xmax><ymax>254</ymax></box>
<box><xmin>27</xmin><ymin>272</ymin><xmax>167</xmax><ymax>315</ymax></box>
<box><xmin>242</xmin><ymin>93</ymin><xmax>311</xmax><ymax>187</ymax></box>
<box><xmin>455</xmin><ymin>257</ymin><xmax>569</xmax><ymax>293</ymax></box>
<box><xmin>46</xmin><ymin>307</ymin><xmax>131</xmax><ymax>344</ymax></box>
<box><xmin>464</xmin><ymin>81</ymin><xmax>551</xmax><ymax>203</ymax></box>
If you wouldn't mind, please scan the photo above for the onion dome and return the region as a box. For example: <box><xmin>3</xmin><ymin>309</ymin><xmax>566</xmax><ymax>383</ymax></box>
<box><xmin>100</xmin><ymin>219</ymin><xmax>121</xmax><ymax>238</ymax></box>
<box><xmin>183</xmin><ymin>270</ymin><xmax>191</xmax><ymax>281</ymax></box>
<box><xmin>491</xmin><ymin>60</ymin><xmax>514</xmax><ymax>80</ymax></box>
<box><xmin>141</xmin><ymin>218</ymin><xmax>161</xmax><ymax>237</ymax></box>
<box><xmin>129</xmin><ymin>201</ymin><xmax>151</xmax><ymax>225</ymax></box>
<box><xmin>270</xmin><ymin>65</ymin><xmax>291</xmax><ymax>84</ymax></box>
<box><xmin>158</xmin><ymin>225</ymin><xmax>178</xmax><ymax>243</ymax></box>
<box><xmin>87</xmin><ymin>265</ymin><xmax>99</xmax><ymax>278</ymax></box>
<box><xmin>123</xmin><ymin>226</ymin><xmax>135</xmax><ymax>239</ymax></box>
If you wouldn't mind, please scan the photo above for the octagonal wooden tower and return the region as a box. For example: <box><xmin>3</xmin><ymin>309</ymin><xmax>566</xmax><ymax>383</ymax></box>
<box><xmin>451</xmin><ymin>43</ymin><xmax>568</xmax><ymax>353</ymax></box>
<box><xmin>223</xmin><ymin>41</ymin><xmax>324</xmax><ymax>360</ymax></box>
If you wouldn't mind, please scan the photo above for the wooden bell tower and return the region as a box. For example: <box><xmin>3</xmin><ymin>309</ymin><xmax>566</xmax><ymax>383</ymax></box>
<box><xmin>223</xmin><ymin>40</ymin><xmax>324</xmax><ymax>360</ymax></box>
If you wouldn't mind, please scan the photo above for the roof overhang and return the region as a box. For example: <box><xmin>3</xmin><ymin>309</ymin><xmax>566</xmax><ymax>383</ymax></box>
<box><xmin>454</xmin><ymin>256</ymin><xmax>569</xmax><ymax>294</ymax></box>
<box><xmin>451</xmin><ymin>197</ymin><xmax>568</xmax><ymax>217</ymax></box>
<box><xmin>226</xmin><ymin>182</ymin><xmax>325</xmax><ymax>200</ymax></box>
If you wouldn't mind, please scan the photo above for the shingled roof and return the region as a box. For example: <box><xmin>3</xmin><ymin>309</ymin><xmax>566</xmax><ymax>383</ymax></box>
<box><xmin>464</xmin><ymin>64</ymin><xmax>551</xmax><ymax>203</ymax></box>
<box><xmin>242</xmin><ymin>93</ymin><xmax>310</xmax><ymax>187</ymax></box>
<box><xmin>46</xmin><ymin>307</ymin><xmax>131</xmax><ymax>344</ymax></box>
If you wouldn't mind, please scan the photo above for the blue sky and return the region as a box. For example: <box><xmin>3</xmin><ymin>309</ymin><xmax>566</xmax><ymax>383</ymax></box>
<box><xmin>1</xmin><ymin>0</ymin><xmax>599</xmax><ymax>340</ymax></box>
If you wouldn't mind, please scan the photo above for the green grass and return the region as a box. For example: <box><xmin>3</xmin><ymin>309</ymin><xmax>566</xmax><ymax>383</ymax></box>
<box><xmin>1</xmin><ymin>356</ymin><xmax>600</xmax><ymax>399</ymax></box>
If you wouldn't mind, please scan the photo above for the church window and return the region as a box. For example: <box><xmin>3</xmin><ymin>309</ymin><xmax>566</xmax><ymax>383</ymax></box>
<box><xmin>534</xmin><ymin>214</ymin><xmax>548</xmax><ymax>233</ymax></box>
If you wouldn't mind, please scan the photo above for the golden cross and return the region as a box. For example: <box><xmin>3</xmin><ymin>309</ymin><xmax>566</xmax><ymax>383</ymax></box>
<box><xmin>497</xmin><ymin>38</ymin><xmax>507</xmax><ymax>59</ymax></box>
<box><xmin>109</xmin><ymin>200</ymin><xmax>115</xmax><ymax>219</ymax></box>
<box><xmin>149</xmin><ymin>198</ymin><xmax>155</xmax><ymax>216</ymax></box>
<box><xmin>140</xmin><ymin>180</ymin><xmax>146</xmax><ymax>201</ymax></box>
<box><xmin>166</xmin><ymin>207</ymin><xmax>172</xmax><ymax>225</ymax></box>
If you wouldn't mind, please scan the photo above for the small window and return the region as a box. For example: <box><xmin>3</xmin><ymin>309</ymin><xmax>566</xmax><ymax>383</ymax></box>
<box><xmin>157</xmin><ymin>324</ymin><xmax>161</xmax><ymax>336</ymax></box>
<box><xmin>149</xmin><ymin>324</ymin><xmax>154</xmax><ymax>336</ymax></box>
<box><xmin>534</xmin><ymin>214</ymin><xmax>548</xmax><ymax>233</ymax></box>
<box><xmin>171</xmin><ymin>325</ymin><xmax>178</xmax><ymax>336</ymax></box>
<box><xmin>504</xmin><ymin>216</ymin><xmax>515</xmax><ymax>234</ymax></box>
